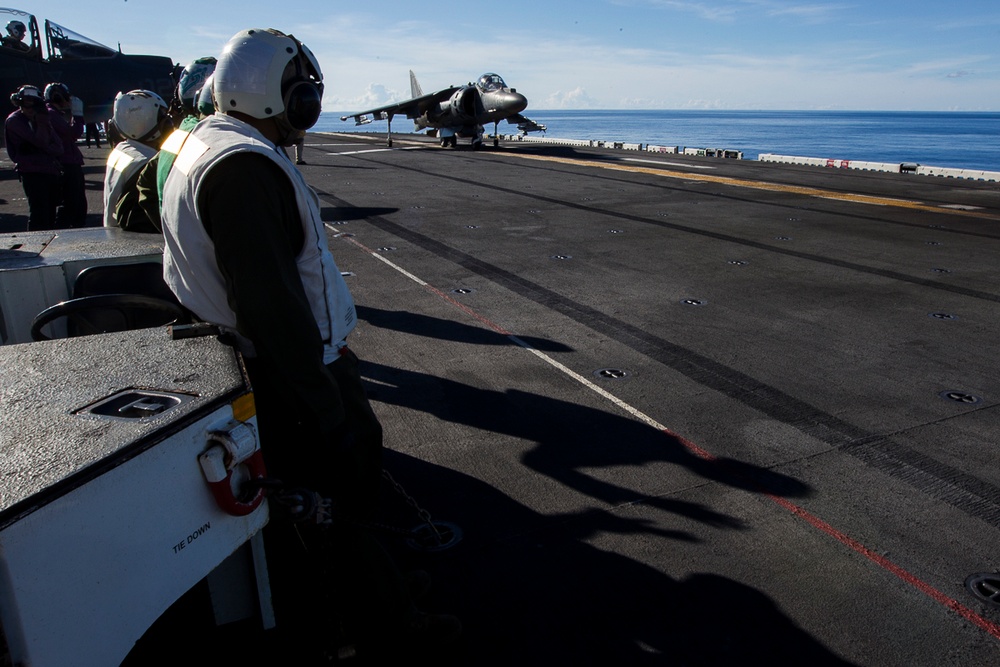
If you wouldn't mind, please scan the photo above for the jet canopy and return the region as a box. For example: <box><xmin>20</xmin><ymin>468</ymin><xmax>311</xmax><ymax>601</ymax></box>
<box><xmin>0</xmin><ymin>8</ymin><xmax>116</xmax><ymax>60</ymax></box>
<box><xmin>46</xmin><ymin>20</ymin><xmax>115</xmax><ymax>59</ymax></box>
<box><xmin>476</xmin><ymin>73</ymin><xmax>507</xmax><ymax>93</ymax></box>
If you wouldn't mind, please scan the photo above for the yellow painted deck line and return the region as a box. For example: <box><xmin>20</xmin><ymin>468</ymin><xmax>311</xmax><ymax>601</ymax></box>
<box><xmin>499</xmin><ymin>152</ymin><xmax>1000</xmax><ymax>221</ymax></box>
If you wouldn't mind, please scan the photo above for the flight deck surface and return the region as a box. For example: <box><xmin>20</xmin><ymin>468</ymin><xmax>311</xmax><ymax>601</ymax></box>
<box><xmin>3</xmin><ymin>133</ymin><xmax>1000</xmax><ymax>664</ymax></box>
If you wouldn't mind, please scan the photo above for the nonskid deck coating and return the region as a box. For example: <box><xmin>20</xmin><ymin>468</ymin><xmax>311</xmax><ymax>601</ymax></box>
<box><xmin>4</xmin><ymin>133</ymin><xmax>1000</xmax><ymax>665</ymax></box>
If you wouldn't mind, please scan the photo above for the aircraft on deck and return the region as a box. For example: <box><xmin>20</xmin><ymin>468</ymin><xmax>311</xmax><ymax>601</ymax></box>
<box><xmin>341</xmin><ymin>71</ymin><xmax>546</xmax><ymax>149</ymax></box>
<box><xmin>0</xmin><ymin>8</ymin><xmax>175</xmax><ymax>123</ymax></box>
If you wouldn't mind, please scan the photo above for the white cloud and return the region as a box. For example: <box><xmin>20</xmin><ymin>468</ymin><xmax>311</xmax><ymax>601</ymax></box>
<box><xmin>546</xmin><ymin>87</ymin><xmax>600</xmax><ymax>109</ymax></box>
<box><xmin>627</xmin><ymin>0</ymin><xmax>742</xmax><ymax>21</ymax></box>
<box><xmin>151</xmin><ymin>6</ymin><xmax>1000</xmax><ymax>112</ymax></box>
<box><xmin>347</xmin><ymin>83</ymin><xmax>404</xmax><ymax>109</ymax></box>
<box><xmin>622</xmin><ymin>0</ymin><xmax>850</xmax><ymax>23</ymax></box>
<box><xmin>758</xmin><ymin>1</ymin><xmax>852</xmax><ymax>23</ymax></box>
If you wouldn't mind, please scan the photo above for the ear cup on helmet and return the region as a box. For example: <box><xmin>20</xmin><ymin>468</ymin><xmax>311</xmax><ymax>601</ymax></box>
<box><xmin>11</xmin><ymin>85</ymin><xmax>42</xmax><ymax>108</ymax></box>
<box><xmin>282</xmin><ymin>80</ymin><xmax>322</xmax><ymax>131</ymax></box>
<box><xmin>44</xmin><ymin>82</ymin><xmax>70</xmax><ymax>105</ymax></box>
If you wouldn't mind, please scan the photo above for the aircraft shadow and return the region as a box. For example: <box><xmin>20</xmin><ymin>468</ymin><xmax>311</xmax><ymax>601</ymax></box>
<box><xmin>357</xmin><ymin>304</ymin><xmax>573</xmax><ymax>353</ymax></box>
<box><xmin>130</xmin><ymin>448</ymin><xmax>852</xmax><ymax>666</ymax></box>
<box><xmin>373</xmin><ymin>450</ymin><xmax>856</xmax><ymax>666</ymax></box>
<box><xmin>355</xmin><ymin>321</ymin><xmax>828</xmax><ymax>664</ymax></box>
<box><xmin>363</xmin><ymin>360</ymin><xmax>810</xmax><ymax>517</ymax></box>
<box><xmin>123</xmin><ymin>353</ymin><xmax>838</xmax><ymax>666</ymax></box>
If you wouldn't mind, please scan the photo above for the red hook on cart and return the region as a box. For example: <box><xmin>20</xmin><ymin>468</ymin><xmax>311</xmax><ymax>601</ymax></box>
<box><xmin>199</xmin><ymin>421</ymin><xmax>268</xmax><ymax>516</ymax></box>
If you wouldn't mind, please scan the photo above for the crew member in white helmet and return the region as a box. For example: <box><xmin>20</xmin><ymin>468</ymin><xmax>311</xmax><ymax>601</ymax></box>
<box><xmin>160</xmin><ymin>28</ymin><xmax>459</xmax><ymax>660</ymax></box>
<box><xmin>116</xmin><ymin>57</ymin><xmax>217</xmax><ymax>233</ymax></box>
<box><xmin>103</xmin><ymin>90</ymin><xmax>169</xmax><ymax>227</ymax></box>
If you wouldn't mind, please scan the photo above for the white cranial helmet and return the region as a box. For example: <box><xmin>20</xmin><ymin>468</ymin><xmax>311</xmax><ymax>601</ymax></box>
<box><xmin>213</xmin><ymin>28</ymin><xmax>323</xmax><ymax>132</ymax></box>
<box><xmin>113</xmin><ymin>89</ymin><xmax>168</xmax><ymax>142</ymax></box>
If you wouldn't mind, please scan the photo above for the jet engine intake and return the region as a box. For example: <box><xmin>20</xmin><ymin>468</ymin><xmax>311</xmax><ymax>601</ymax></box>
<box><xmin>449</xmin><ymin>86</ymin><xmax>481</xmax><ymax>122</ymax></box>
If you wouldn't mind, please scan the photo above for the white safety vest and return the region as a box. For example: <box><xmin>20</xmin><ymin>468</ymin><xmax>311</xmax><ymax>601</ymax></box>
<box><xmin>103</xmin><ymin>139</ymin><xmax>158</xmax><ymax>227</ymax></box>
<box><xmin>160</xmin><ymin>114</ymin><xmax>356</xmax><ymax>364</ymax></box>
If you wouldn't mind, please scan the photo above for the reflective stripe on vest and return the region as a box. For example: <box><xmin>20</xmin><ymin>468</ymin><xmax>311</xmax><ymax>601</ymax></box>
<box><xmin>156</xmin><ymin>116</ymin><xmax>203</xmax><ymax>209</ymax></box>
<box><xmin>106</xmin><ymin>147</ymin><xmax>134</xmax><ymax>172</ymax></box>
<box><xmin>103</xmin><ymin>139</ymin><xmax>157</xmax><ymax>227</ymax></box>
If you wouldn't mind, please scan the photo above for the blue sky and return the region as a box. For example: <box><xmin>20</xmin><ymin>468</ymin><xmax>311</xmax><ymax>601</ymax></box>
<box><xmin>33</xmin><ymin>1</ymin><xmax>1000</xmax><ymax>110</ymax></box>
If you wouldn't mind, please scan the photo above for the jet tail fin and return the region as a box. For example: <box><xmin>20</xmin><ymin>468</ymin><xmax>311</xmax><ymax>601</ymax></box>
<box><xmin>409</xmin><ymin>70</ymin><xmax>423</xmax><ymax>98</ymax></box>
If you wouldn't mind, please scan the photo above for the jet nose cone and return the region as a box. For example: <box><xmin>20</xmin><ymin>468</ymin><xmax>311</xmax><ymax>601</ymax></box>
<box><xmin>499</xmin><ymin>91</ymin><xmax>528</xmax><ymax>114</ymax></box>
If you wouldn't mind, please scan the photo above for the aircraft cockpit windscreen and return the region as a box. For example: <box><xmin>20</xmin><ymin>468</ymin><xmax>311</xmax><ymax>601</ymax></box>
<box><xmin>477</xmin><ymin>73</ymin><xmax>506</xmax><ymax>93</ymax></box>
<box><xmin>0</xmin><ymin>8</ymin><xmax>38</xmax><ymax>55</ymax></box>
<box><xmin>46</xmin><ymin>20</ymin><xmax>115</xmax><ymax>59</ymax></box>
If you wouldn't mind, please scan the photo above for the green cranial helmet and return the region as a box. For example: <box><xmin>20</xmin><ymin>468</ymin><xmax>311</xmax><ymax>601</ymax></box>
<box><xmin>177</xmin><ymin>56</ymin><xmax>217</xmax><ymax>114</ymax></box>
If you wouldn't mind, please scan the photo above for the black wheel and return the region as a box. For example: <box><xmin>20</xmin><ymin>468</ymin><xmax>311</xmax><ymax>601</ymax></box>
<box><xmin>30</xmin><ymin>294</ymin><xmax>184</xmax><ymax>341</ymax></box>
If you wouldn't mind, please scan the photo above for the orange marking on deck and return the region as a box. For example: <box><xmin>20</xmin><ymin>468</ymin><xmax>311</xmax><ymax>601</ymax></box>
<box><xmin>501</xmin><ymin>153</ymin><xmax>1000</xmax><ymax>221</ymax></box>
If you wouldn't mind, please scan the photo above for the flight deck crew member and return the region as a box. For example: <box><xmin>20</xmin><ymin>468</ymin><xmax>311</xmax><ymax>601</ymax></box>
<box><xmin>85</xmin><ymin>122</ymin><xmax>102</xmax><ymax>148</ymax></box>
<box><xmin>160</xmin><ymin>28</ymin><xmax>459</xmax><ymax>660</ymax></box>
<box><xmin>292</xmin><ymin>135</ymin><xmax>306</xmax><ymax>164</ymax></box>
<box><xmin>103</xmin><ymin>90</ymin><xmax>169</xmax><ymax>228</ymax></box>
<box><xmin>4</xmin><ymin>85</ymin><xmax>62</xmax><ymax>230</ymax></box>
<box><xmin>45</xmin><ymin>83</ymin><xmax>87</xmax><ymax>228</ymax></box>
<box><xmin>115</xmin><ymin>57</ymin><xmax>217</xmax><ymax>233</ymax></box>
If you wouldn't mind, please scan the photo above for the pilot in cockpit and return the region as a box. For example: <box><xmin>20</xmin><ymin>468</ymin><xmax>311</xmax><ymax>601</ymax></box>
<box><xmin>476</xmin><ymin>73</ymin><xmax>506</xmax><ymax>93</ymax></box>
<box><xmin>2</xmin><ymin>21</ymin><xmax>30</xmax><ymax>52</ymax></box>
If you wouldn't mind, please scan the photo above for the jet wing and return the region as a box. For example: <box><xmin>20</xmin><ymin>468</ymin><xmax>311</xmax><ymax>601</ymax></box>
<box><xmin>340</xmin><ymin>86</ymin><xmax>461</xmax><ymax>125</ymax></box>
<box><xmin>506</xmin><ymin>114</ymin><xmax>547</xmax><ymax>134</ymax></box>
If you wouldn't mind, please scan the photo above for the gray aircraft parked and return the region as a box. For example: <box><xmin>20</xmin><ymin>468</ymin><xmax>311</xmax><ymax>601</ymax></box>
<box><xmin>0</xmin><ymin>8</ymin><xmax>174</xmax><ymax>123</ymax></box>
<box><xmin>341</xmin><ymin>71</ymin><xmax>546</xmax><ymax>148</ymax></box>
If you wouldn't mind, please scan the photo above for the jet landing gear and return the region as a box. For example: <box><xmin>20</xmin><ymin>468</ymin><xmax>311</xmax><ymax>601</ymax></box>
<box><xmin>437</xmin><ymin>126</ymin><xmax>485</xmax><ymax>149</ymax></box>
<box><xmin>438</xmin><ymin>127</ymin><xmax>459</xmax><ymax>148</ymax></box>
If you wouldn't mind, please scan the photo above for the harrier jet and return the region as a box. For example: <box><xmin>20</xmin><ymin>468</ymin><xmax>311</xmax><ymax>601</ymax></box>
<box><xmin>0</xmin><ymin>8</ymin><xmax>174</xmax><ymax>123</ymax></box>
<box><xmin>341</xmin><ymin>71</ymin><xmax>546</xmax><ymax>148</ymax></box>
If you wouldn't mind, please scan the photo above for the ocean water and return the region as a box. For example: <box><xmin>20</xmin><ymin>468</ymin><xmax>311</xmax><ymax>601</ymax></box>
<box><xmin>316</xmin><ymin>110</ymin><xmax>1000</xmax><ymax>173</ymax></box>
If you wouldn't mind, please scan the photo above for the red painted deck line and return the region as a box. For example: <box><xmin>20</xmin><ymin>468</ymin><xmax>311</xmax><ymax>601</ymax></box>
<box><xmin>650</xmin><ymin>423</ymin><xmax>1000</xmax><ymax>639</ymax></box>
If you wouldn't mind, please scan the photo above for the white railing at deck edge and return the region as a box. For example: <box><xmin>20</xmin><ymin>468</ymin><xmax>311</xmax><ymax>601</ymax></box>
<box><xmin>758</xmin><ymin>153</ymin><xmax>1000</xmax><ymax>183</ymax></box>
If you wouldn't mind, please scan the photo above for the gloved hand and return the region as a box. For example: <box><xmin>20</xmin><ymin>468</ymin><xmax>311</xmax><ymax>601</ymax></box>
<box><xmin>268</xmin><ymin>486</ymin><xmax>323</xmax><ymax>523</ymax></box>
<box><xmin>244</xmin><ymin>479</ymin><xmax>334</xmax><ymax>525</ymax></box>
